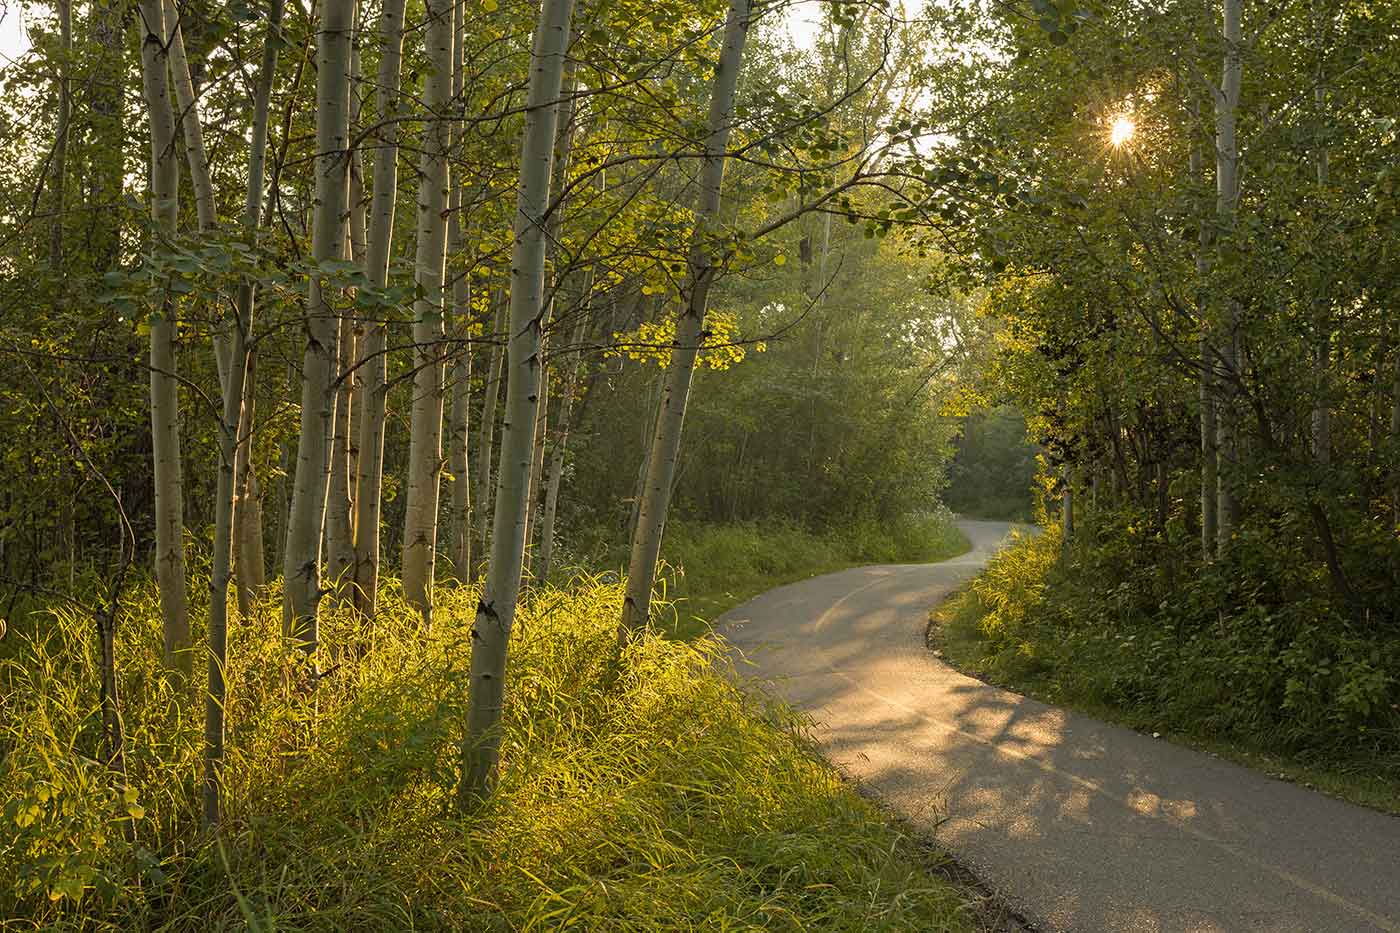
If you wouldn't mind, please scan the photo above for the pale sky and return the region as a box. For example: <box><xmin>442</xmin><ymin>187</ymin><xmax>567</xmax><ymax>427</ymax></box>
<box><xmin>1</xmin><ymin>5</ymin><xmax>30</xmax><ymax>63</ymax></box>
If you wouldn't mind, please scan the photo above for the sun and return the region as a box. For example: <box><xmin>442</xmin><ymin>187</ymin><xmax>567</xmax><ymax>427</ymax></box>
<box><xmin>1109</xmin><ymin>116</ymin><xmax>1136</xmax><ymax>147</ymax></box>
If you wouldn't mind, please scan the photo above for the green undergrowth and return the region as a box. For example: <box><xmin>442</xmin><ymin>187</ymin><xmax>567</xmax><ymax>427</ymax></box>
<box><xmin>930</xmin><ymin>522</ymin><xmax>1400</xmax><ymax>814</ymax></box>
<box><xmin>2</xmin><ymin>575</ymin><xmax>973</xmax><ymax>930</ymax></box>
<box><xmin>651</xmin><ymin>511</ymin><xmax>971</xmax><ymax>638</ymax></box>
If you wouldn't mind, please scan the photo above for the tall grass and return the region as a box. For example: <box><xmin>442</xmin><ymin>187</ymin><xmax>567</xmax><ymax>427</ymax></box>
<box><xmin>2</xmin><ymin>574</ymin><xmax>972</xmax><ymax>930</ymax></box>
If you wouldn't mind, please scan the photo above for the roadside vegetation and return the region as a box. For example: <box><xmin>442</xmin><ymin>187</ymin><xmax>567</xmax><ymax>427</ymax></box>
<box><xmin>3</xmin><ymin>568</ymin><xmax>975</xmax><ymax>930</ymax></box>
<box><xmin>931</xmin><ymin>521</ymin><xmax>1400</xmax><ymax>814</ymax></box>
<box><xmin>592</xmin><ymin>512</ymin><xmax>970</xmax><ymax>636</ymax></box>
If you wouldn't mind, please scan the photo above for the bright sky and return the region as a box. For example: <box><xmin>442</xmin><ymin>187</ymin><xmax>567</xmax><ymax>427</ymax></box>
<box><xmin>1</xmin><ymin>5</ymin><xmax>30</xmax><ymax>63</ymax></box>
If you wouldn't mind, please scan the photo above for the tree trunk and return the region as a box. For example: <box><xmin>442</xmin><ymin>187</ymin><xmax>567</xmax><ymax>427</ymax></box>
<box><xmin>282</xmin><ymin>0</ymin><xmax>355</xmax><ymax>652</ymax></box>
<box><xmin>88</xmin><ymin>0</ymin><xmax>124</xmax><ymax>271</ymax></box>
<box><xmin>1061</xmin><ymin>464</ymin><xmax>1074</xmax><ymax>543</ymax></box>
<box><xmin>203</xmin><ymin>276</ymin><xmax>248</xmax><ymax>829</ymax></box>
<box><xmin>460</xmin><ymin>0</ymin><xmax>577</xmax><ymax>804</ymax></box>
<box><xmin>536</xmin><ymin>312</ymin><xmax>589</xmax><ymax>582</ymax></box>
<box><xmin>400</xmin><ymin>0</ymin><xmax>454</xmax><ymax>626</ymax></box>
<box><xmin>231</xmin><ymin>0</ymin><xmax>284</xmax><ymax>616</ymax></box>
<box><xmin>206</xmin><ymin>0</ymin><xmax>284</xmax><ymax>826</ymax></box>
<box><xmin>619</xmin><ymin>0</ymin><xmax>754</xmax><ymax>636</ymax></box>
<box><xmin>1190</xmin><ymin>100</ymin><xmax>1218</xmax><ymax>559</ymax></box>
<box><xmin>1213</xmin><ymin>0</ymin><xmax>1244</xmax><ymax>550</ymax></box>
<box><xmin>472</xmin><ymin>292</ymin><xmax>507</xmax><ymax>575</ymax></box>
<box><xmin>165</xmin><ymin>0</ymin><xmax>216</xmax><ymax>233</ymax></box>
<box><xmin>445</xmin><ymin>0</ymin><xmax>472</xmax><ymax>582</ymax></box>
<box><xmin>137</xmin><ymin>0</ymin><xmax>191</xmax><ymax>678</ymax></box>
<box><xmin>324</xmin><ymin>30</ymin><xmax>367</xmax><ymax>606</ymax></box>
<box><xmin>351</xmin><ymin>0</ymin><xmax>408</xmax><ymax>617</ymax></box>
<box><xmin>48</xmin><ymin>0</ymin><xmax>71</xmax><ymax>269</ymax></box>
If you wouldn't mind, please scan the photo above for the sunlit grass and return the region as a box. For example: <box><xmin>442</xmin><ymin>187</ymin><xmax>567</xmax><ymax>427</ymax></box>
<box><xmin>2</xmin><ymin>572</ymin><xmax>974</xmax><ymax>930</ymax></box>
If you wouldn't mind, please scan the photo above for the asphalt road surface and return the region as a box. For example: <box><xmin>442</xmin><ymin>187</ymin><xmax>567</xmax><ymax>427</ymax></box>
<box><xmin>720</xmin><ymin>519</ymin><xmax>1400</xmax><ymax>932</ymax></box>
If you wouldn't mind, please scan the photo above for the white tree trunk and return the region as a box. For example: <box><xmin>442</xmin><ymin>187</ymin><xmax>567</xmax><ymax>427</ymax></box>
<box><xmin>137</xmin><ymin>0</ymin><xmax>190</xmax><ymax>677</ymax></box>
<box><xmin>460</xmin><ymin>0</ymin><xmax>577</xmax><ymax>804</ymax></box>
<box><xmin>472</xmin><ymin>293</ymin><xmax>507</xmax><ymax>574</ymax></box>
<box><xmin>324</xmin><ymin>34</ymin><xmax>367</xmax><ymax>605</ymax></box>
<box><xmin>536</xmin><ymin>311</ymin><xmax>589</xmax><ymax>581</ymax></box>
<box><xmin>619</xmin><ymin>0</ymin><xmax>754</xmax><ymax>635</ymax></box>
<box><xmin>351</xmin><ymin>0</ymin><xmax>408</xmax><ymax>617</ymax></box>
<box><xmin>1213</xmin><ymin>0</ymin><xmax>1243</xmax><ymax>549</ymax></box>
<box><xmin>445</xmin><ymin>0</ymin><xmax>473</xmax><ymax>582</ymax></box>
<box><xmin>282</xmin><ymin>0</ymin><xmax>355</xmax><ymax>651</ymax></box>
<box><xmin>400</xmin><ymin>0</ymin><xmax>454</xmax><ymax>625</ymax></box>
<box><xmin>204</xmin><ymin>0</ymin><xmax>284</xmax><ymax>828</ymax></box>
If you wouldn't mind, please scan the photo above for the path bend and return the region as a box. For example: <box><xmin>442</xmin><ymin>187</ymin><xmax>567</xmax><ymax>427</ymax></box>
<box><xmin>720</xmin><ymin>520</ymin><xmax>1400</xmax><ymax>933</ymax></box>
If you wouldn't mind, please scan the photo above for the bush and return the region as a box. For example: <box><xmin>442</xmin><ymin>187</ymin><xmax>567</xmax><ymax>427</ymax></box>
<box><xmin>2</xmin><ymin>576</ymin><xmax>972</xmax><ymax>930</ymax></box>
<box><xmin>944</xmin><ymin>510</ymin><xmax>1400</xmax><ymax>771</ymax></box>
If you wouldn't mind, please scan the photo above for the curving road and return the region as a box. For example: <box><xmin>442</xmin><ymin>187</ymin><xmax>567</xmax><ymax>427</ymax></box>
<box><xmin>720</xmin><ymin>520</ymin><xmax>1400</xmax><ymax>932</ymax></box>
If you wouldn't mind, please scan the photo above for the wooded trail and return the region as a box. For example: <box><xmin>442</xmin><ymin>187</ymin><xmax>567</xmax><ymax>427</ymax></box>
<box><xmin>721</xmin><ymin>520</ymin><xmax>1400</xmax><ymax>933</ymax></box>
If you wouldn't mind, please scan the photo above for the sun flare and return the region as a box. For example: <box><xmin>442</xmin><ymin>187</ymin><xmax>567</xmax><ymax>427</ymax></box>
<box><xmin>1110</xmin><ymin>116</ymin><xmax>1136</xmax><ymax>147</ymax></box>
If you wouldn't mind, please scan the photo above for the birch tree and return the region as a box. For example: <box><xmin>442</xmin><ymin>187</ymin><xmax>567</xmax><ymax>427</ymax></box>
<box><xmin>619</xmin><ymin>0</ymin><xmax>755</xmax><ymax>636</ymax></box>
<box><xmin>400</xmin><ymin>0</ymin><xmax>455</xmax><ymax>624</ymax></box>
<box><xmin>352</xmin><ymin>0</ymin><xmax>408</xmax><ymax>616</ymax></box>
<box><xmin>136</xmin><ymin>0</ymin><xmax>190</xmax><ymax>677</ymax></box>
<box><xmin>282</xmin><ymin>0</ymin><xmax>356</xmax><ymax>651</ymax></box>
<box><xmin>460</xmin><ymin>0</ymin><xmax>577</xmax><ymax>804</ymax></box>
<box><xmin>1212</xmin><ymin>0</ymin><xmax>1243</xmax><ymax>549</ymax></box>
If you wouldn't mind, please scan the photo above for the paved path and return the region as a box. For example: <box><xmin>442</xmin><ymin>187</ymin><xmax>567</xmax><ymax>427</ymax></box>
<box><xmin>720</xmin><ymin>520</ymin><xmax>1400</xmax><ymax>932</ymax></box>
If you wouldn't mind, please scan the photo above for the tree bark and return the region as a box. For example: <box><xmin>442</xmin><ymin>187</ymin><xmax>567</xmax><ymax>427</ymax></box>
<box><xmin>1213</xmin><ymin>0</ymin><xmax>1244</xmax><ymax>550</ymax></box>
<box><xmin>352</xmin><ymin>0</ymin><xmax>408</xmax><ymax>617</ymax></box>
<box><xmin>536</xmin><ymin>311</ymin><xmax>589</xmax><ymax>581</ymax></box>
<box><xmin>137</xmin><ymin>0</ymin><xmax>191</xmax><ymax>678</ymax></box>
<box><xmin>400</xmin><ymin>0</ymin><xmax>454</xmax><ymax>626</ymax></box>
<box><xmin>472</xmin><ymin>292</ymin><xmax>507</xmax><ymax>575</ymax></box>
<box><xmin>445</xmin><ymin>0</ymin><xmax>472</xmax><ymax>582</ymax></box>
<box><xmin>282</xmin><ymin>0</ymin><xmax>355</xmax><ymax>652</ymax></box>
<box><xmin>619</xmin><ymin>0</ymin><xmax>754</xmax><ymax>636</ymax></box>
<box><xmin>323</xmin><ymin>33</ymin><xmax>367</xmax><ymax>606</ymax></box>
<box><xmin>460</xmin><ymin>0</ymin><xmax>577</xmax><ymax>804</ymax></box>
<box><xmin>48</xmin><ymin>0</ymin><xmax>71</xmax><ymax>269</ymax></box>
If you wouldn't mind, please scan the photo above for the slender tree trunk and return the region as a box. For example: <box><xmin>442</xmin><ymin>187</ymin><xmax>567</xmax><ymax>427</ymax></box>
<box><xmin>400</xmin><ymin>0</ymin><xmax>454</xmax><ymax>626</ymax></box>
<box><xmin>445</xmin><ymin>0</ymin><xmax>472</xmax><ymax>582</ymax></box>
<box><xmin>282</xmin><ymin>0</ymin><xmax>355</xmax><ymax>652</ymax></box>
<box><xmin>352</xmin><ymin>0</ymin><xmax>408</xmax><ymax>616</ymax></box>
<box><xmin>165</xmin><ymin>0</ymin><xmax>216</xmax><ymax>233</ymax></box>
<box><xmin>49</xmin><ymin>0</ymin><xmax>71</xmax><ymax>269</ymax></box>
<box><xmin>1061</xmin><ymin>464</ymin><xmax>1074</xmax><ymax>543</ymax></box>
<box><xmin>1189</xmin><ymin>100</ymin><xmax>1218</xmax><ymax>559</ymax></box>
<box><xmin>1213</xmin><ymin>0</ymin><xmax>1243</xmax><ymax>550</ymax></box>
<box><xmin>619</xmin><ymin>0</ymin><xmax>754</xmax><ymax>636</ymax></box>
<box><xmin>537</xmin><ymin>312</ymin><xmax>589</xmax><ymax>581</ymax></box>
<box><xmin>1310</xmin><ymin>54</ymin><xmax>1331</xmax><ymax>468</ymax></box>
<box><xmin>205</xmin><ymin>0</ymin><xmax>284</xmax><ymax>826</ymax></box>
<box><xmin>203</xmin><ymin>279</ymin><xmax>248</xmax><ymax>829</ymax></box>
<box><xmin>472</xmin><ymin>293</ymin><xmax>506</xmax><ymax>575</ymax></box>
<box><xmin>137</xmin><ymin>0</ymin><xmax>191</xmax><ymax>678</ymax></box>
<box><xmin>460</xmin><ymin>0</ymin><xmax>577</xmax><ymax>804</ymax></box>
<box><xmin>88</xmin><ymin>0</ymin><xmax>123</xmax><ymax>271</ymax></box>
<box><xmin>324</xmin><ymin>32</ymin><xmax>367</xmax><ymax>604</ymax></box>
<box><xmin>523</xmin><ymin>371</ymin><xmax>550</xmax><ymax>565</ymax></box>
<box><xmin>230</xmin><ymin>0</ymin><xmax>284</xmax><ymax>616</ymax></box>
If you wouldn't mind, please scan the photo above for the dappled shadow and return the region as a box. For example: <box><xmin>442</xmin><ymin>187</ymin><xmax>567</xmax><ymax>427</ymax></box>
<box><xmin>718</xmin><ymin>521</ymin><xmax>1400</xmax><ymax>933</ymax></box>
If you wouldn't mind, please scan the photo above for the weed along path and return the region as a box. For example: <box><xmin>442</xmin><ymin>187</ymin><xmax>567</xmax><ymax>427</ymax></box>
<box><xmin>719</xmin><ymin>519</ymin><xmax>1400</xmax><ymax>933</ymax></box>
